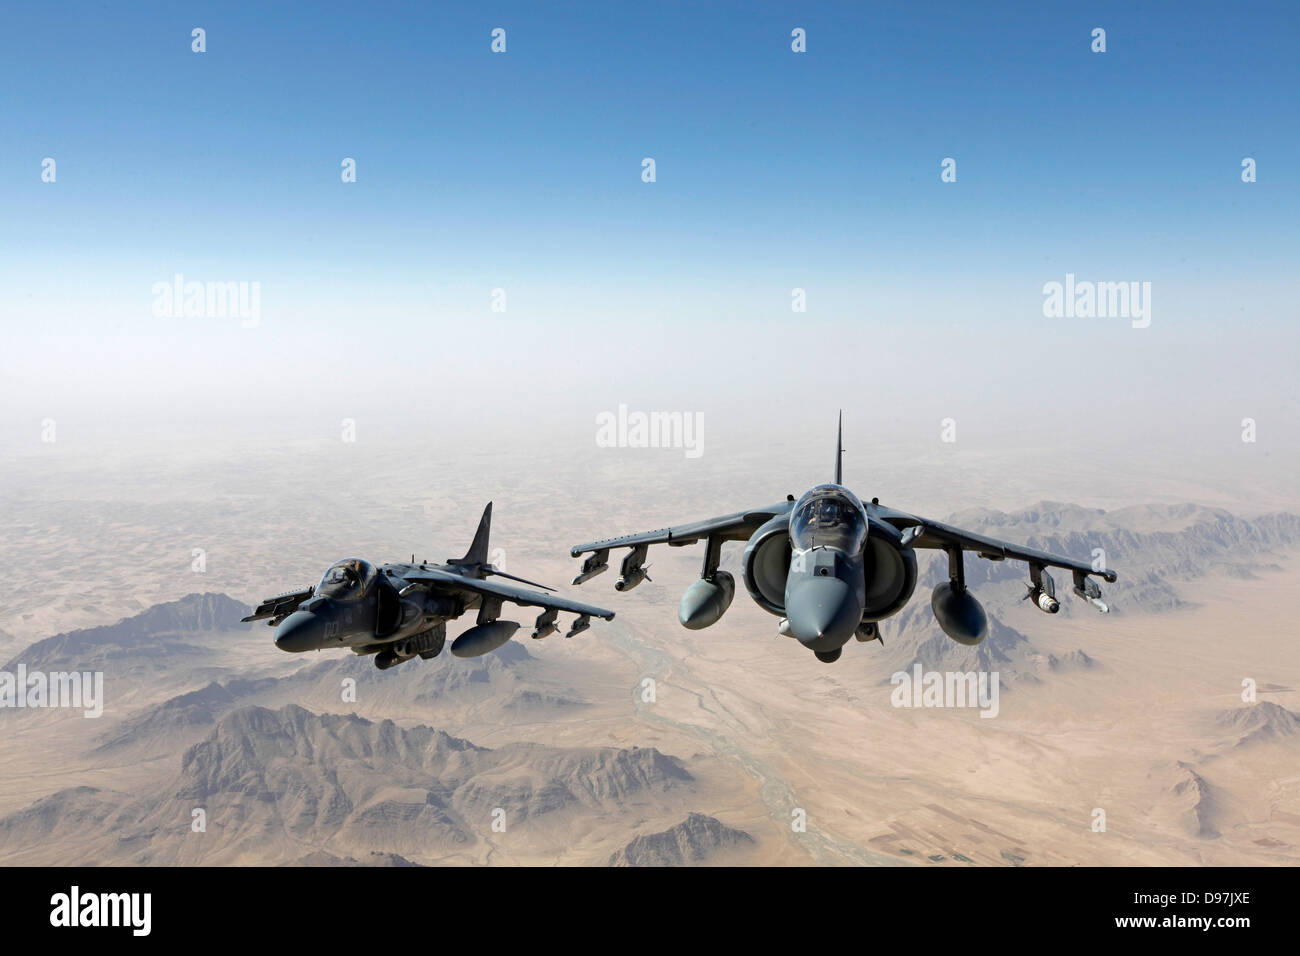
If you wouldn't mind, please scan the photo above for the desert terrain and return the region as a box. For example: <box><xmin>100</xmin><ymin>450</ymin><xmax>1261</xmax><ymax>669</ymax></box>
<box><xmin>0</xmin><ymin>425</ymin><xmax>1297</xmax><ymax>865</ymax></box>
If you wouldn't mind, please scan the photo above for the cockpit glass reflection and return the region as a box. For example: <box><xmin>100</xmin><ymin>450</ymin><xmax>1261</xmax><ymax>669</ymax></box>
<box><xmin>789</xmin><ymin>487</ymin><xmax>867</xmax><ymax>553</ymax></box>
<box><xmin>316</xmin><ymin>558</ymin><xmax>377</xmax><ymax>602</ymax></box>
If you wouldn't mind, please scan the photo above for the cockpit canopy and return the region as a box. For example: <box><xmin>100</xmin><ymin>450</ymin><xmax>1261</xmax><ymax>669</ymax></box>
<box><xmin>789</xmin><ymin>484</ymin><xmax>868</xmax><ymax>554</ymax></box>
<box><xmin>316</xmin><ymin>558</ymin><xmax>378</xmax><ymax>602</ymax></box>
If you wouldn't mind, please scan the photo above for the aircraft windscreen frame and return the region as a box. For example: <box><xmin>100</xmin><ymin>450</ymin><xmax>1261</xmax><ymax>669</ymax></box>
<box><xmin>789</xmin><ymin>485</ymin><xmax>868</xmax><ymax>554</ymax></box>
<box><xmin>315</xmin><ymin>558</ymin><xmax>378</xmax><ymax>602</ymax></box>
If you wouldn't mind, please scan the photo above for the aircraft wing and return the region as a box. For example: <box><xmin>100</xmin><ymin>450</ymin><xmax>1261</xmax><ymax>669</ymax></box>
<box><xmin>241</xmin><ymin>586</ymin><xmax>315</xmax><ymax>625</ymax></box>
<box><xmin>568</xmin><ymin>500</ymin><xmax>795</xmax><ymax>586</ymax></box>
<box><xmin>569</xmin><ymin>501</ymin><xmax>794</xmax><ymax>555</ymax></box>
<box><xmin>402</xmin><ymin>567</ymin><xmax>616</xmax><ymax>620</ymax></box>
<box><xmin>872</xmin><ymin>503</ymin><xmax>1117</xmax><ymax>583</ymax></box>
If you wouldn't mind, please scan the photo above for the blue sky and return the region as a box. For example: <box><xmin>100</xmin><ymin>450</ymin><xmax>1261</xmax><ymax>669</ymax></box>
<box><xmin>5</xmin><ymin>1</ymin><xmax>1297</xmax><ymax>281</ymax></box>
<box><xmin>1</xmin><ymin>1</ymin><xmax>1297</xmax><ymax>425</ymax></box>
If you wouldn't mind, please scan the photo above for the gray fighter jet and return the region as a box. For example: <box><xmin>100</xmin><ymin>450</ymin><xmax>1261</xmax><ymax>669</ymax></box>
<box><xmin>569</xmin><ymin>415</ymin><xmax>1116</xmax><ymax>663</ymax></box>
<box><xmin>243</xmin><ymin>503</ymin><xmax>614</xmax><ymax>669</ymax></box>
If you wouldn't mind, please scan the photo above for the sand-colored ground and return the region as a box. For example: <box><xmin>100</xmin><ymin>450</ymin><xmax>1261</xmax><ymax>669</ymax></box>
<box><xmin>1</xmin><ymin>432</ymin><xmax>1296</xmax><ymax>864</ymax></box>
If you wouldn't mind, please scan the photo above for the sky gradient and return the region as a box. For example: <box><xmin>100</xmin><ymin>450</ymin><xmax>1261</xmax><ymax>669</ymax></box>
<box><xmin>1</xmin><ymin>1</ymin><xmax>1296</xmax><ymax>450</ymax></box>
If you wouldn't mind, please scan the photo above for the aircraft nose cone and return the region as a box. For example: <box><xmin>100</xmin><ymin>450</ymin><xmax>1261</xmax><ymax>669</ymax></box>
<box><xmin>786</xmin><ymin>576</ymin><xmax>861</xmax><ymax>652</ymax></box>
<box><xmin>274</xmin><ymin>610</ymin><xmax>323</xmax><ymax>653</ymax></box>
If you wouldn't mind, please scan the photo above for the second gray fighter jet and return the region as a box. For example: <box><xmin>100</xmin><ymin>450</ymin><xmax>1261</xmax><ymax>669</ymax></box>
<box><xmin>244</xmin><ymin>503</ymin><xmax>614</xmax><ymax>669</ymax></box>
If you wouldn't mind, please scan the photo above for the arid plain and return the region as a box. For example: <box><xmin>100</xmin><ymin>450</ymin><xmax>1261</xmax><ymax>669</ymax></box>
<box><xmin>1</xmin><ymin>422</ymin><xmax>1297</xmax><ymax>865</ymax></box>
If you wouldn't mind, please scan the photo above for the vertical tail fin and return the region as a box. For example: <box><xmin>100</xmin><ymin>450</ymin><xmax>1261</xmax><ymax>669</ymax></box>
<box><xmin>834</xmin><ymin>411</ymin><xmax>844</xmax><ymax>485</ymax></box>
<box><xmin>448</xmin><ymin>502</ymin><xmax>492</xmax><ymax>566</ymax></box>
